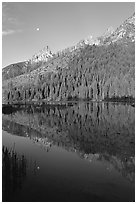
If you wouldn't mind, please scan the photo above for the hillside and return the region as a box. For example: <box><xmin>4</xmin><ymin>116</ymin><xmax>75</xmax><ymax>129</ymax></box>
<box><xmin>2</xmin><ymin>13</ymin><xmax>135</xmax><ymax>104</ymax></box>
<box><xmin>2</xmin><ymin>46</ymin><xmax>53</xmax><ymax>81</ymax></box>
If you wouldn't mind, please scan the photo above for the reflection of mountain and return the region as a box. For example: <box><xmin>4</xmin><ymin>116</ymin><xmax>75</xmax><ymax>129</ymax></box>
<box><xmin>2</xmin><ymin>146</ymin><xmax>27</xmax><ymax>201</ymax></box>
<box><xmin>81</xmin><ymin>153</ymin><xmax>134</xmax><ymax>183</ymax></box>
<box><xmin>2</xmin><ymin>102</ymin><xmax>135</xmax><ymax>182</ymax></box>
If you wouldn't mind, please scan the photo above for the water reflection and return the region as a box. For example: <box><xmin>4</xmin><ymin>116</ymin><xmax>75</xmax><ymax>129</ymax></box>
<box><xmin>2</xmin><ymin>102</ymin><xmax>135</xmax><ymax>201</ymax></box>
<box><xmin>2</xmin><ymin>146</ymin><xmax>27</xmax><ymax>201</ymax></box>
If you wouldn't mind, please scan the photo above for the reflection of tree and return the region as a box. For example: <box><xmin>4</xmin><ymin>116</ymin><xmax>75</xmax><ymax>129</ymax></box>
<box><xmin>2</xmin><ymin>146</ymin><xmax>27</xmax><ymax>202</ymax></box>
<box><xmin>2</xmin><ymin>102</ymin><xmax>135</xmax><ymax>183</ymax></box>
<box><xmin>3</xmin><ymin>103</ymin><xmax>134</xmax><ymax>156</ymax></box>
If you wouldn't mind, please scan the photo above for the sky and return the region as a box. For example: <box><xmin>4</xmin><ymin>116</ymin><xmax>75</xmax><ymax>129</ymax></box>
<box><xmin>2</xmin><ymin>2</ymin><xmax>135</xmax><ymax>67</ymax></box>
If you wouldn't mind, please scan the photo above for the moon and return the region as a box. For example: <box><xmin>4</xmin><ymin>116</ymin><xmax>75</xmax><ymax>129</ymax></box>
<box><xmin>36</xmin><ymin>28</ymin><xmax>40</xmax><ymax>31</ymax></box>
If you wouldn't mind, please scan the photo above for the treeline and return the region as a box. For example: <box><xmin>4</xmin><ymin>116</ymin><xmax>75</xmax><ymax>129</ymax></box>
<box><xmin>4</xmin><ymin>42</ymin><xmax>135</xmax><ymax>103</ymax></box>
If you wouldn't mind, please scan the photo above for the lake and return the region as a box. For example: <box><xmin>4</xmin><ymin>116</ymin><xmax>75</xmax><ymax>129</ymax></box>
<box><xmin>2</xmin><ymin>102</ymin><xmax>135</xmax><ymax>202</ymax></box>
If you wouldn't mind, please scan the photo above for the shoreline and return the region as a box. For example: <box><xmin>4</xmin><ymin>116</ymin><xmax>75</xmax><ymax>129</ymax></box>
<box><xmin>2</xmin><ymin>99</ymin><xmax>135</xmax><ymax>107</ymax></box>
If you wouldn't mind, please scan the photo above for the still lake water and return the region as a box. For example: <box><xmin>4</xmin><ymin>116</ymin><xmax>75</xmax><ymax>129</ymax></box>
<box><xmin>2</xmin><ymin>102</ymin><xmax>135</xmax><ymax>202</ymax></box>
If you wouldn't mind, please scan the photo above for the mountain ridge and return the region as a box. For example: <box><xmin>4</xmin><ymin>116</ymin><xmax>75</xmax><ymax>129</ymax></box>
<box><xmin>3</xmin><ymin>13</ymin><xmax>135</xmax><ymax>77</ymax></box>
<box><xmin>2</xmin><ymin>13</ymin><xmax>135</xmax><ymax>104</ymax></box>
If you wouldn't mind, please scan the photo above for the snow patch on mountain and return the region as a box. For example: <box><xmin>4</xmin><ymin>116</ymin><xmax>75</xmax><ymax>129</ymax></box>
<box><xmin>30</xmin><ymin>46</ymin><xmax>53</xmax><ymax>64</ymax></box>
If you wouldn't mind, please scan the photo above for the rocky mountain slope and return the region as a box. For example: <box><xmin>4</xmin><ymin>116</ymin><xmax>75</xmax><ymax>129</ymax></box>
<box><xmin>103</xmin><ymin>12</ymin><xmax>135</xmax><ymax>44</ymax></box>
<box><xmin>2</xmin><ymin>46</ymin><xmax>53</xmax><ymax>81</ymax></box>
<box><xmin>2</xmin><ymin>13</ymin><xmax>135</xmax><ymax>104</ymax></box>
<box><xmin>77</xmin><ymin>12</ymin><xmax>135</xmax><ymax>47</ymax></box>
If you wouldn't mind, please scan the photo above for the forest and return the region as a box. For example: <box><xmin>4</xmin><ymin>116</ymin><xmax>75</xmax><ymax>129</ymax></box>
<box><xmin>3</xmin><ymin>41</ymin><xmax>135</xmax><ymax>104</ymax></box>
